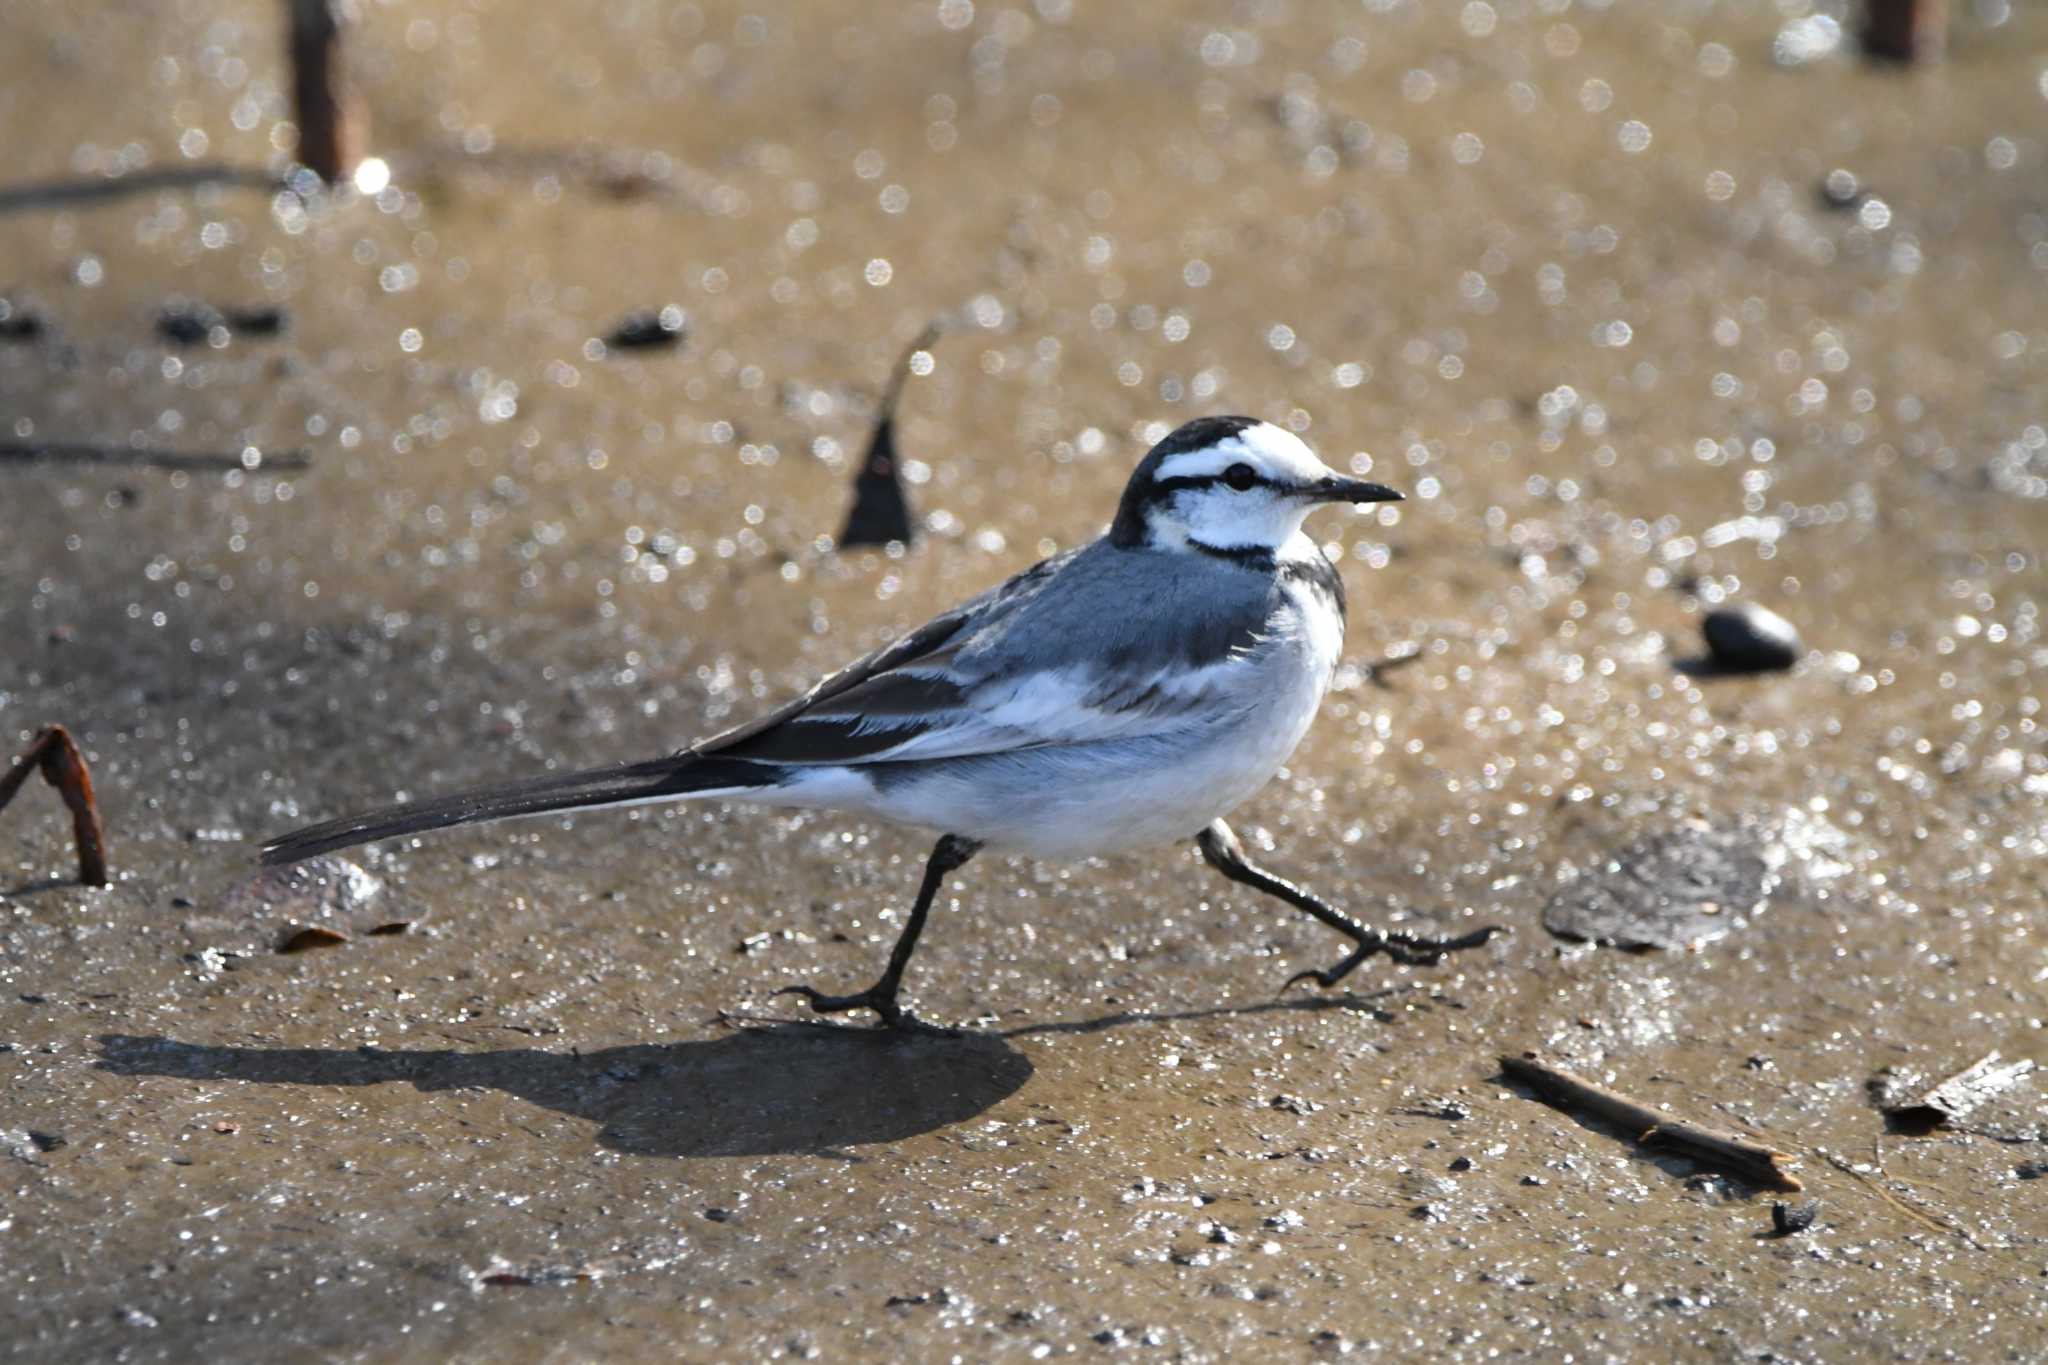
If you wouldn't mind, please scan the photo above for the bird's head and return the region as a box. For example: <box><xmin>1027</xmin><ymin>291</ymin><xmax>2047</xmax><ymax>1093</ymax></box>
<box><xmin>1109</xmin><ymin>416</ymin><xmax>1402</xmax><ymax>556</ymax></box>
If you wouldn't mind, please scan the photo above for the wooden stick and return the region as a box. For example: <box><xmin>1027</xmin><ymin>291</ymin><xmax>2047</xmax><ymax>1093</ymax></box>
<box><xmin>1501</xmin><ymin>1052</ymin><xmax>1802</xmax><ymax>1191</ymax></box>
<box><xmin>289</xmin><ymin>0</ymin><xmax>366</xmax><ymax>183</ymax></box>
<box><xmin>1862</xmin><ymin>0</ymin><xmax>1946</xmax><ymax>63</ymax></box>
<box><xmin>0</xmin><ymin>442</ymin><xmax>311</xmax><ymax>473</ymax></box>
<box><xmin>0</xmin><ymin>725</ymin><xmax>109</xmax><ymax>886</ymax></box>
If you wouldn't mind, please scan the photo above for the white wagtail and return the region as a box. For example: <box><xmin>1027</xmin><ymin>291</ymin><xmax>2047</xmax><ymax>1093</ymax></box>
<box><xmin>265</xmin><ymin>416</ymin><xmax>1499</xmax><ymax>1026</ymax></box>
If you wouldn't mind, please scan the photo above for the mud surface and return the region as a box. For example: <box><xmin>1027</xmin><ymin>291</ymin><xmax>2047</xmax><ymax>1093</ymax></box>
<box><xmin>3</xmin><ymin>2</ymin><xmax>2046</xmax><ymax>1360</ymax></box>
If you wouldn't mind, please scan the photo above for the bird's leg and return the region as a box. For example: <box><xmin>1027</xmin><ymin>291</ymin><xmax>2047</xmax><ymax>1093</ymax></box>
<box><xmin>1196</xmin><ymin>820</ymin><xmax>1498</xmax><ymax>992</ymax></box>
<box><xmin>776</xmin><ymin>833</ymin><xmax>980</xmax><ymax>1029</ymax></box>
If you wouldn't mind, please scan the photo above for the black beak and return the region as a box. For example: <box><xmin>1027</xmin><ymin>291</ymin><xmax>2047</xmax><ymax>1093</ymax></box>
<box><xmin>1310</xmin><ymin>476</ymin><xmax>1404</xmax><ymax>504</ymax></box>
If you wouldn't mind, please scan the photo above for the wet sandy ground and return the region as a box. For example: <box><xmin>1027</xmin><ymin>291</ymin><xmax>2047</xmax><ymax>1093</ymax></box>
<box><xmin>3</xmin><ymin>1</ymin><xmax>2046</xmax><ymax>1359</ymax></box>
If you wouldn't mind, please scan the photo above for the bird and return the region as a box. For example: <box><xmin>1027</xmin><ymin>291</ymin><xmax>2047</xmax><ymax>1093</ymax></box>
<box><xmin>263</xmin><ymin>415</ymin><xmax>1500</xmax><ymax>1026</ymax></box>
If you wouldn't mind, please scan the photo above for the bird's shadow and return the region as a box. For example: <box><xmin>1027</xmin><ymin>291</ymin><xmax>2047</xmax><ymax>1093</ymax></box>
<box><xmin>95</xmin><ymin>990</ymin><xmax>1407</xmax><ymax>1159</ymax></box>
<box><xmin>98</xmin><ymin>1025</ymin><xmax>1031</xmax><ymax>1160</ymax></box>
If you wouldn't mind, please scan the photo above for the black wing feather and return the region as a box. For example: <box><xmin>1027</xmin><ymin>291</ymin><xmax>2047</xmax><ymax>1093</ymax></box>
<box><xmin>260</xmin><ymin>754</ymin><xmax>777</xmax><ymax>867</ymax></box>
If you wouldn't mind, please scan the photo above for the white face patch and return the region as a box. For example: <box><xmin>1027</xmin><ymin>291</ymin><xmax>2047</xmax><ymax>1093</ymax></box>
<box><xmin>1152</xmin><ymin>422</ymin><xmax>1333</xmax><ymax>485</ymax></box>
<box><xmin>1149</xmin><ymin>422</ymin><xmax>1347</xmax><ymax>552</ymax></box>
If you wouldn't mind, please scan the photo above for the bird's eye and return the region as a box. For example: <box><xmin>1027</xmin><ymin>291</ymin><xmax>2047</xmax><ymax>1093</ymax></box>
<box><xmin>1222</xmin><ymin>463</ymin><xmax>1258</xmax><ymax>491</ymax></box>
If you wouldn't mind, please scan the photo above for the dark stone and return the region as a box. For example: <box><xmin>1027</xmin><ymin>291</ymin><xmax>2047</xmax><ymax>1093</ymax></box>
<box><xmin>1771</xmin><ymin>1199</ymin><xmax>1819</xmax><ymax>1235</ymax></box>
<box><xmin>606</xmin><ymin>306</ymin><xmax>688</xmax><ymax>349</ymax></box>
<box><xmin>0</xmin><ymin>297</ymin><xmax>45</xmax><ymax>340</ymax></box>
<box><xmin>157</xmin><ymin>302</ymin><xmax>227</xmax><ymax>346</ymax></box>
<box><xmin>1701</xmin><ymin>604</ymin><xmax>1802</xmax><ymax>673</ymax></box>
<box><xmin>224</xmin><ymin>305</ymin><xmax>289</xmax><ymax>336</ymax></box>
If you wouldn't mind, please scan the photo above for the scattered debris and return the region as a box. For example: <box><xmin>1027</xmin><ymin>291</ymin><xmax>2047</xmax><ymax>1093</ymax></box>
<box><xmin>0</xmin><ymin>724</ymin><xmax>109</xmax><ymax>886</ymax></box>
<box><xmin>1542</xmin><ymin>822</ymin><xmax>1771</xmax><ymax>949</ymax></box>
<box><xmin>226</xmin><ymin>305</ymin><xmax>289</xmax><ymax>336</ymax></box>
<box><xmin>1360</xmin><ymin>645</ymin><xmax>1425</xmax><ymax>689</ymax></box>
<box><xmin>215</xmin><ymin>855</ymin><xmax>415</xmax><ymax>953</ymax></box>
<box><xmin>277</xmin><ymin>925</ymin><xmax>350</xmax><ymax>953</ymax></box>
<box><xmin>1771</xmin><ymin>1199</ymin><xmax>1820</xmax><ymax>1236</ymax></box>
<box><xmin>606</xmin><ymin>305</ymin><xmax>688</xmax><ymax>350</ymax></box>
<box><xmin>1500</xmin><ymin>1052</ymin><xmax>1804</xmax><ymax>1191</ymax></box>
<box><xmin>4</xmin><ymin>1128</ymin><xmax>66</xmax><ymax>1160</ymax></box>
<box><xmin>156</xmin><ymin>301</ymin><xmax>228</xmax><ymax>346</ymax></box>
<box><xmin>839</xmin><ymin>321</ymin><xmax>943</xmax><ymax>548</ymax></box>
<box><xmin>470</xmin><ymin>1257</ymin><xmax>604</xmax><ymax>1289</ymax></box>
<box><xmin>1395</xmin><ymin>1100</ymin><xmax>1472</xmax><ymax>1121</ymax></box>
<box><xmin>0</xmin><ymin>441</ymin><xmax>310</xmax><ymax>474</ymax></box>
<box><xmin>1698</xmin><ymin>603</ymin><xmax>1802</xmax><ymax>674</ymax></box>
<box><xmin>1878</xmin><ymin>1051</ymin><xmax>2038</xmax><ymax>1135</ymax></box>
<box><xmin>157</xmin><ymin>302</ymin><xmax>291</xmax><ymax>346</ymax></box>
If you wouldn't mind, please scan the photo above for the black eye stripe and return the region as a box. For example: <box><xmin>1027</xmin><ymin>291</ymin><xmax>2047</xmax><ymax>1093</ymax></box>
<box><xmin>1150</xmin><ymin>468</ymin><xmax>1269</xmax><ymax>494</ymax></box>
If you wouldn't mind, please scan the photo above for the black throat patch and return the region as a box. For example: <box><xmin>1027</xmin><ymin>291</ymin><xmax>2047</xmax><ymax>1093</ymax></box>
<box><xmin>1184</xmin><ymin>538</ymin><xmax>1349</xmax><ymax>621</ymax></box>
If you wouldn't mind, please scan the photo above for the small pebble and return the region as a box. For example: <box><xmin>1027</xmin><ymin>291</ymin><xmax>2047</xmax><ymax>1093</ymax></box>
<box><xmin>223</xmin><ymin>305</ymin><xmax>289</xmax><ymax>336</ymax></box>
<box><xmin>1772</xmin><ymin>1199</ymin><xmax>1819</xmax><ymax>1235</ymax></box>
<box><xmin>607</xmin><ymin>305</ymin><xmax>688</xmax><ymax>349</ymax></box>
<box><xmin>0</xmin><ymin>297</ymin><xmax>45</xmax><ymax>340</ymax></box>
<box><xmin>1702</xmin><ymin>603</ymin><xmax>1802</xmax><ymax>673</ymax></box>
<box><xmin>157</xmin><ymin>301</ymin><xmax>227</xmax><ymax>346</ymax></box>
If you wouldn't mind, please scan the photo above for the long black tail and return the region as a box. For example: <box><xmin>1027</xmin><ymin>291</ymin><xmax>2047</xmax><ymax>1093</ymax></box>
<box><xmin>260</xmin><ymin>754</ymin><xmax>783</xmax><ymax>867</ymax></box>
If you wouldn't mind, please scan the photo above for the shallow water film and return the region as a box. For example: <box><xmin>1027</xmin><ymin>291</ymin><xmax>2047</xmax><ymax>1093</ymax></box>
<box><xmin>3</xmin><ymin>1</ymin><xmax>2046</xmax><ymax>1359</ymax></box>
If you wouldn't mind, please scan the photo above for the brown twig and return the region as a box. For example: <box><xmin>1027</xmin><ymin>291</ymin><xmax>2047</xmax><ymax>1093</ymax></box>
<box><xmin>1501</xmin><ymin>1052</ymin><xmax>1803</xmax><ymax>1191</ymax></box>
<box><xmin>0</xmin><ymin>442</ymin><xmax>311</xmax><ymax>474</ymax></box>
<box><xmin>1360</xmin><ymin>646</ymin><xmax>1425</xmax><ymax>689</ymax></box>
<box><xmin>289</xmin><ymin>0</ymin><xmax>366</xmax><ymax>184</ymax></box>
<box><xmin>1862</xmin><ymin>0</ymin><xmax>1946</xmax><ymax>63</ymax></box>
<box><xmin>0</xmin><ymin>725</ymin><xmax>109</xmax><ymax>886</ymax></box>
<box><xmin>1815</xmin><ymin>1149</ymin><xmax>1985</xmax><ymax>1249</ymax></box>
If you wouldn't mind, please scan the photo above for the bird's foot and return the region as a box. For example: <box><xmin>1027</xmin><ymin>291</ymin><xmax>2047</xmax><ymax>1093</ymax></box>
<box><xmin>773</xmin><ymin>981</ymin><xmax>932</xmax><ymax>1031</ymax></box>
<box><xmin>1282</xmin><ymin>924</ymin><xmax>1503</xmax><ymax>992</ymax></box>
